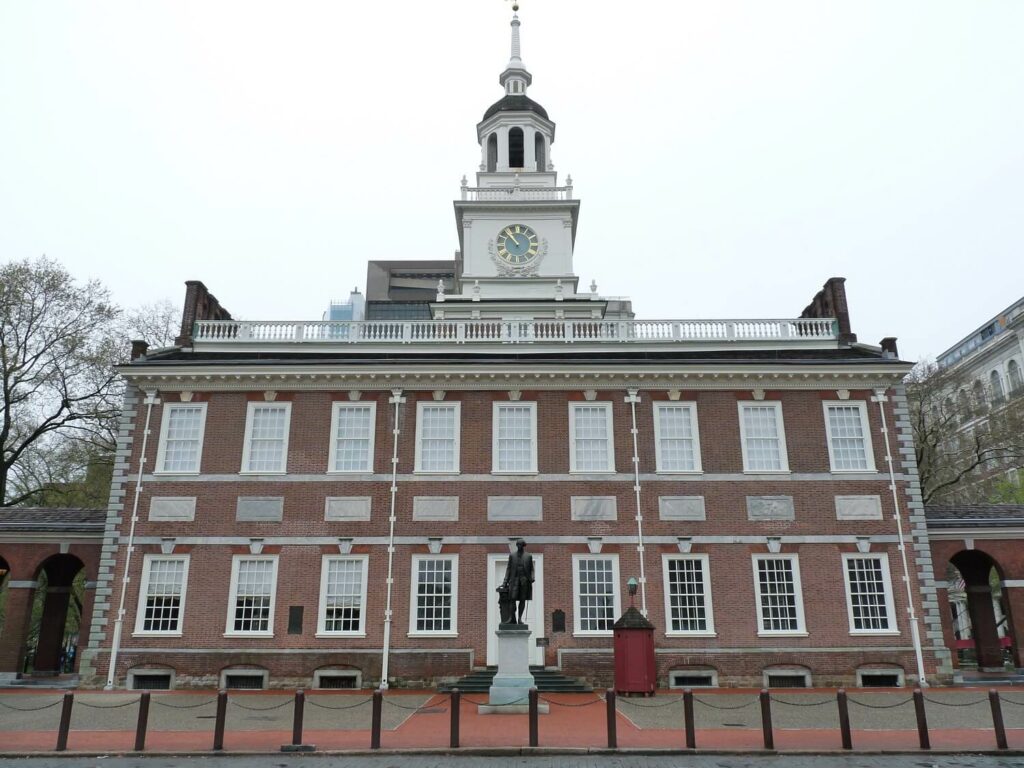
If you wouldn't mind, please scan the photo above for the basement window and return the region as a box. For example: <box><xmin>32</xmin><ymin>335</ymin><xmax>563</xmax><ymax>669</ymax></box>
<box><xmin>857</xmin><ymin>668</ymin><xmax>904</xmax><ymax>688</ymax></box>
<box><xmin>669</xmin><ymin>671</ymin><xmax>717</xmax><ymax>688</ymax></box>
<box><xmin>314</xmin><ymin>670</ymin><xmax>362</xmax><ymax>690</ymax></box>
<box><xmin>221</xmin><ymin>670</ymin><xmax>268</xmax><ymax>690</ymax></box>
<box><xmin>764</xmin><ymin>667</ymin><xmax>810</xmax><ymax>688</ymax></box>
<box><xmin>128</xmin><ymin>670</ymin><xmax>174</xmax><ymax>690</ymax></box>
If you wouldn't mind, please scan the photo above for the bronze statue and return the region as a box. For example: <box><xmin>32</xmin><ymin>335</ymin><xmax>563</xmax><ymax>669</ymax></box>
<box><xmin>498</xmin><ymin>539</ymin><xmax>534</xmax><ymax>626</ymax></box>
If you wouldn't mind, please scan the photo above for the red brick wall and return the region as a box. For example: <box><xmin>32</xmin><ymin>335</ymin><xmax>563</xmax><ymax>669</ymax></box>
<box><xmin>87</xmin><ymin>386</ymin><xmax>939</xmax><ymax>689</ymax></box>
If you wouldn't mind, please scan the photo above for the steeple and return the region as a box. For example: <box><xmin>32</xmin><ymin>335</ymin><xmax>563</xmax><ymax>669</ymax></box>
<box><xmin>500</xmin><ymin>3</ymin><xmax>532</xmax><ymax>96</ymax></box>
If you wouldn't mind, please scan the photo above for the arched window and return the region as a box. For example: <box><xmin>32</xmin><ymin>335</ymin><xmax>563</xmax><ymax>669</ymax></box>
<box><xmin>972</xmin><ymin>380</ymin><xmax>987</xmax><ymax>410</ymax></box>
<box><xmin>535</xmin><ymin>133</ymin><xmax>546</xmax><ymax>171</ymax></box>
<box><xmin>957</xmin><ymin>389</ymin><xmax>971</xmax><ymax>417</ymax></box>
<box><xmin>486</xmin><ymin>133</ymin><xmax>498</xmax><ymax>172</ymax></box>
<box><xmin>508</xmin><ymin>127</ymin><xmax>524</xmax><ymax>168</ymax></box>
<box><xmin>1009</xmin><ymin>359</ymin><xmax>1023</xmax><ymax>393</ymax></box>
<box><xmin>990</xmin><ymin>370</ymin><xmax>1005</xmax><ymax>401</ymax></box>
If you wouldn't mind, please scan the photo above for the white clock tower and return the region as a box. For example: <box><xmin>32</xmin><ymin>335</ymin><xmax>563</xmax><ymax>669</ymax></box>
<box><xmin>437</xmin><ymin>6</ymin><xmax>631</xmax><ymax>321</ymax></box>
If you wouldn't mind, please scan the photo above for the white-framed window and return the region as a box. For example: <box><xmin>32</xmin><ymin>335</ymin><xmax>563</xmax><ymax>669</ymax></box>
<box><xmin>409</xmin><ymin>554</ymin><xmax>458</xmax><ymax>635</ymax></box>
<box><xmin>328</xmin><ymin>402</ymin><xmax>376</xmax><ymax>473</ymax></box>
<box><xmin>738</xmin><ymin>402</ymin><xmax>789</xmax><ymax>472</ymax></box>
<box><xmin>824</xmin><ymin>402</ymin><xmax>875</xmax><ymax>472</ymax></box>
<box><xmin>317</xmin><ymin>555</ymin><xmax>369</xmax><ymax>636</ymax></box>
<box><xmin>414</xmin><ymin>402</ymin><xmax>461</xmax><ymax>473</ymax></box>
<box><xmin>572</xmin><ymin>553</ymin><xmax>620</xmax><ymax>635</ymax></box>
<box><xmin>133</xmin><ymin>555</ymin><xmax>190</xmax><ymax>635</ymax></box>
<box><xmin>752</xmin><ymin>554</ymin><xmax>806</xmax><ymax>635</ymax></box>
<box><xmin>240</xmin><ymin>402</ymin><xmax>291</xmax><ymax>473</ymax></box>
<box><xmin>653</xmin><ymin>402</ymin><xmax>702</xmax><ymax>472</ymax></box>
<box><xmin>662</xmin><ymin>554</ymin><xmax>714</xmax><ymax>635</ymax></box>
<box><xmin>492</xmin><ymin>402</ymin><xmax>538</xmax><ymax>473</ymax></box>
<box><xmin>569</xmin><ymin>402</ymin><xmax>615</xmax><ymax>473</ymax></box>
<box><xmin>225</xmin><ymin>556</ymin><xmax>279</xmax><ymax>637</ymax></box>
<box><xmin>842</xmin><ymin>553</ymin><xmax>898</xmax><ymax>634</ymax></box>
<box><xmin>155</xmin><ymin>403</ymin><xmax>207</xmax><ymax>474</ymax></box>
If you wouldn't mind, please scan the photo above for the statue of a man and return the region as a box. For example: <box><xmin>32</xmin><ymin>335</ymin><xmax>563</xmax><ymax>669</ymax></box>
<box><xmin>498</xmin><ymin>539</ymin><xmax>534</xmax><ymax>626</ymax></box>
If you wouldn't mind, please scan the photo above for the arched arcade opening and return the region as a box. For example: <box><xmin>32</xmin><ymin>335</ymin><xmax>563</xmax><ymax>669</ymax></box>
<box><xmin>24</xmin><ymin>554</ymin><xmax>87</xmax><ymax>675</ymax></box>
<box><xmin>947</xmin><ymin>550</ymin><xmax>1015</xmax><ymax>671</ymax></box>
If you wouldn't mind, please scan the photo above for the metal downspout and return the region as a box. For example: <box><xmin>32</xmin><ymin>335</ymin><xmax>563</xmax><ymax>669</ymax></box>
<box><xmin>626</xmin><ymin>389</ymin><xmax>648</xmax><ymax>616</ymax></box>
<box><xmin>873</xmin><ymin>387</ymin><xmax>928</xmax><ymax>687</ymax></box>
<box><xmin>379</xmin><ymin>389</ymin><xmax>404</xmax><ymax>690</ymax></box>
<box><xmin>105</xmin><ymin>389</ymin><xmax>158</xmax><ymax>690</ymax></box>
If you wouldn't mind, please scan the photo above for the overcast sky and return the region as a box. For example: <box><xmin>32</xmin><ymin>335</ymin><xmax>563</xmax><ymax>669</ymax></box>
<box><xmin>2</xmin><ymin>1</ymin><xmax>1022</xmax><ymax>361</ymax></box>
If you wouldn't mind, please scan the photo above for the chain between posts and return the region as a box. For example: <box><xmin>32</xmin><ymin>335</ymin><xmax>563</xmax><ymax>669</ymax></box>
<box><xmin>692</xmin><ymin>695</ymin><xmax>758</xmax><ymax>710</ymax></box>
<box><xmin>460</xmin><ymin>695</ymin><xmax>529</xmax><ymax>707</ymax></box>
<box><xmin>151</xmin><ymin>697</ymin><xmax>218</xmax><ymax>709</ymax></box>
<box><xmin>846</xmin><ymin>695</ymin><xmax>914</xmax><ymax>709</ymax></box>
<box><xmin>998</xmin><ymin>694</ymin><xmax>1024</xmax><ymax>707</ymax></box>
<box><xmin>615</xmin><ymin>695</ymin><xmax>685</xmax><ymax>708</ymax></box>
<box><xmin>0</xmin><ymin>698</ymin><xmax>63</xmax><ymax>712</ymax></box>
<box><xmin>305</xmin><ymin>696</ymin><xmax>374</xmax><ymax>711</ymax></box>
<box><xmin>769</xmin><ymin>695</ymin><xmax>835</xmax><ymax>707</ymax></box>
<box><xmin>537</xmin><ymin>694</ymin><xmax>605</xmax><ymax>707</ymax></box>
<box><xmin>228</xmin><ymin>697</ymin><xmax>293</xmax><ymax>712</ymax></box>
<box><xmin>922</xmin><ymin>694</ymin><xmax>989</xmax><ymax>707</ymax></box>
<box><xmin>77</xmin><ymin>697</ymin><xmax>142</xmax><ymax>709</ymax></box>
<box><xmin>381</xmin><ymin>694</ymin><xmax>449</xmax><ymax>711</ymax></box>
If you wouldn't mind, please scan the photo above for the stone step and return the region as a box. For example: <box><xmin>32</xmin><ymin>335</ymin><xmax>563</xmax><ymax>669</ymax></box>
<box><xmin>3</xmin><ymin>675</ymin><xmax>80</xmax><ymax>689</ymax></box>
<box><xmin>439</xmin><ymin>667</ymin><xmax>591</xmax><ymax>693</ymax></box>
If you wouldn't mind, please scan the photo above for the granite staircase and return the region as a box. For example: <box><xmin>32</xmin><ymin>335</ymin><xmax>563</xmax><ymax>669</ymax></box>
<box><xmin>439</xmin><ymin>666</ymin><xmax>591</xmax><ymax>693</ymax></box>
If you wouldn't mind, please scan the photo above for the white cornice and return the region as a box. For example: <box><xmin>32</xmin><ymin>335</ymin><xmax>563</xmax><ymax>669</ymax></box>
<box><xmin>120</xmin><ymin>362</ymin><xmax>908</xmax><ymax>392</ymax></box>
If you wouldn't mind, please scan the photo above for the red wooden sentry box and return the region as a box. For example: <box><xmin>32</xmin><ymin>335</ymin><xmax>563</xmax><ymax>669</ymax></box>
<box><xmin>613</xmin><ymin>606</ymin><xmax>656</xmax><ymax>696</ymax></box>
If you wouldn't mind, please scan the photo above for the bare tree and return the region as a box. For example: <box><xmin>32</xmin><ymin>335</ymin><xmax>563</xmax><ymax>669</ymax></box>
<box><xmin>907</xmin><ymin>361</ymin><xmax>1024</xmax><ymax>504</ymax></box>
<box><xmin>123</xmin><ymin>299</ymin><xmax>179</xmax><ymax>350</ymax></box>
<box><xmin>0</xmin><ymin>257</ymin><xmax>123</xmax><ymax>507</ymax></box>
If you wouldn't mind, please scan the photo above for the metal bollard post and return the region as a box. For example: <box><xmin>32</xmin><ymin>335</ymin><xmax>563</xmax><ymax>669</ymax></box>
<box><xmin>912</xmin><ymin>687</ymin><xmax>930</xmax><ymax>750</ymax></box>
<box><xmin>134</xmin><ymin>691</ymin><xmax>151</xmax><ymax>752</ymax></box>
<box><xmin>989</xmin><ymin>689</ymin><xmax>1008</xmax><ymax>750</ymax></box>
<box><xmin>370</xmin><ymin>689</ymin><xmax>383</xmax><ymax>750</ymax></box>
<box><xmin>213</xmin><ymin>690</ymin><xmax>228</xmax><ymax>751</ymax></box>
<box><xmin>55</xmin><ymin>692</ymin><xmax>74</xmax><ymax>752</ymax></box>
<box><xmin>292</xmin><ymin>690</ymin><xmax>305</xmax><ymax>746</ymax></box>
<box><xmin>528</xmin><ymin>688</ymin><xmax>539</xmax><ymax>747</ymax></box>
<box><xmin>837</xmin><ymin>688</ymin><xmax>852</xmax><ymax>750</ymax></box>
<box><xmin>606</xmin><ymin>689</ymin><xmax>617</xmax><ymax>749</ymax></box>
<box><xmin>759</xmin><ymin>689</ymin><xmax>774</xmax><ymax>750</ymax></box>
<box><xmin>683</xmin><ymin>688</ymin><xmax>696</xmax><ymax>749</ymax></box>
<box><xmin>450</xmin><ymin>688</ymin><xmax>461</xmax><ymax>749</ymax></box>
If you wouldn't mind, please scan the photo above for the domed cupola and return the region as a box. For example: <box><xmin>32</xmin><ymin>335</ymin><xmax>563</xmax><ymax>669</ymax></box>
<box><xmin>476</xmin><ymin>4</ymin><xmax>555</xmax><ymax>173</ymax></box>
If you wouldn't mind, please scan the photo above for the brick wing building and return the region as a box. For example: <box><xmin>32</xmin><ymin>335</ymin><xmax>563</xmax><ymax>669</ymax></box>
<box><xmin>78</xmin><ymin>9</ymin><xmax>952</xmax><ymax>691</ymax></box>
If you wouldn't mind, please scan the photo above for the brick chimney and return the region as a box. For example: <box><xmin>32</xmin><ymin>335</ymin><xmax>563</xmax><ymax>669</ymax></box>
<box><xmin>174</xmin><ymin>281</ymin><xmax>233</xmax><ymax>347</ymax></box>
<box><xmin>801</xmin><ymin>277</ymin><xmax>856</xmax><ymax>344</ymax></box>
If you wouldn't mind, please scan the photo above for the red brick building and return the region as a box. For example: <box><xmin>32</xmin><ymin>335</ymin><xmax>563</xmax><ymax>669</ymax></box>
<box><xmin>74</xmin><ymin>9</ymin><xmax>953</xmax><ymax>691</ymax></box>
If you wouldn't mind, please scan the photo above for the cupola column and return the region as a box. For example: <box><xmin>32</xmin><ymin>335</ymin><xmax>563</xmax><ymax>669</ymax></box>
<box><xmin>524</xmin><ymin>125</ymin><xmax>537</xmax><ymax>171</ymax></box>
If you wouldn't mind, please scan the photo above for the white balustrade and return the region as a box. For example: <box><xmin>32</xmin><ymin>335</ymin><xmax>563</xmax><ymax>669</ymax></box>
<box><xmin>193</xmin><ymin>317</ymin><xmax>838</xmax><ymax>345</ymax></box>
<box><xmin>461</xmin><ymin>185</ymin><xmax>574</xmax><ymax>201</ymax></box>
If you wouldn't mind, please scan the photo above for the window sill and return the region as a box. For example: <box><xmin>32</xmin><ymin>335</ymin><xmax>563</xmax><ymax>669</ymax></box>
<box><xmin>132</xmin><ymin>631</ymin><xmax>182</xmax><ymax>638</ymax></box>
<box><xmin>756</xmin><ymin>631</ymin><xmax>809</xmax><ymax>637</ymax></box>
<box><xmin>223</xmin><ymin>632</ymin><xmax>275</xmax><ymax>638</ymax></box>
<box><xmin>407</xmin><ymin>632</ymin><xmax>459</xmax><ymax>638</ymax></box>
<box><xmin>664</xmin><ymin>631</ymin><xmax>717</xmax><ymax>638</ymax></box>
<box><xmin>315</xmin><ymin>632</ymin><xmax>367</xmax><ymax>639</ymax></box>
<box><xmin>849</xmin><ymin>629</ymin><xmax>900</xmax><ymax>636</ymax></box>
<box><xmin>572</xmin><ymin>631</ymin><xmax>613</xmax><ymax>637</ymax></box>
<box><xmin>829</xmin><ymin>468</ymin><xmax>878</xmax><ymax>475</ymax></box>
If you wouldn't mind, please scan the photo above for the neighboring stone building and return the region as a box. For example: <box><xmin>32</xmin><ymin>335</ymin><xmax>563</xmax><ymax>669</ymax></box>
<box><xmin>75</xmin><ymin>9</ymin><xmax>951</xmax><ymax>691</ymax></box>
<box><xmin>926</xmin><ymin>296</ymin><xmax>1024</xmax><ymax>501</ymax></box>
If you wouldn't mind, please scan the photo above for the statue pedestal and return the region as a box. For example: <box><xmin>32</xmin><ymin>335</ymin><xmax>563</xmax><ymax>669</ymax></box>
<box><xmin>478</xmin><ymin>625</ymin><xmax>549</xmax><ymax>715</ymax></box>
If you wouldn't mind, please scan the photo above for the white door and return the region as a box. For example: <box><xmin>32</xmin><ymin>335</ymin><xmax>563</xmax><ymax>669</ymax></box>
<box><xmin>486</xmin><ymin>553</ymin><xmax>545</xmax><ymax>666</ymax></box>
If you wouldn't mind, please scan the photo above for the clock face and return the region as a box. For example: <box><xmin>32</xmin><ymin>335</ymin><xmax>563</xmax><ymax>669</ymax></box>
<box><xmin>496</xmin><ymin>224</ymin><xmax>540</xmax><ymax>265</ymax></box>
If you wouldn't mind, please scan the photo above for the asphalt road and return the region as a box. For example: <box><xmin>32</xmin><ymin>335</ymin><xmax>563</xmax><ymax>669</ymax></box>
<box><xmin>1</xmin><ymin>756</ymin><xmax>1024</xmax><ymax>768</ymax></box>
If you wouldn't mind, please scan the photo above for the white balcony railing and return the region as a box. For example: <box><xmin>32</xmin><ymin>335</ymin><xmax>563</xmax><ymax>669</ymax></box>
<box><xmin>461</xmin><ymin>185</ymin><xmax>573</xmax><ymax>201</ymax></box>
<box><xmin>193</xmin><ymin>318</ymin><xmax>838</xmax><ymax>345</ymax></box>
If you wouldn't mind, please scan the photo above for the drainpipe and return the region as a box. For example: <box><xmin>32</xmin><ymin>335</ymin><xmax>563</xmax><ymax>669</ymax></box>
<box><xmin>379</xmin><ymin>389</ymin><xmax>405</xmax><ymax>690</ymax></box>
<box><xmin>105</xmin><ymin>389</ymin><xmax>159</xmax><ymax>690</ymax></box>
<box><xmin>625</xmin><ymin>389</ymin><xmax>648</xmax><ymax>616</ymax></box>
<box><xmin>873</xmin><ymin>387</ymin><xmax>928</xmax><ymax>687</ymax></box>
